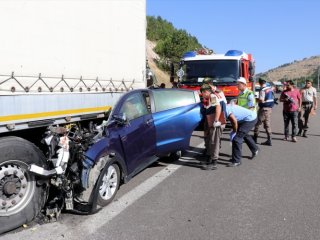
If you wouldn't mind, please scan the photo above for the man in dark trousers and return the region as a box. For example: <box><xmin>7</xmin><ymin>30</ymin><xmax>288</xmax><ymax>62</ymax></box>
<box><xmin>298</xmin><ymin>79</ymin><xmax>317</xmax><ymax>137</ymax></box>
<box><xmin>226</xmin><ymin>103</ymin><xmax>259</xmax><ymax>167</ymax></box>
<box><xmin>280</xmin><ymin>80</ymin><xmax>301</xmax><ymax>142</ymax></box>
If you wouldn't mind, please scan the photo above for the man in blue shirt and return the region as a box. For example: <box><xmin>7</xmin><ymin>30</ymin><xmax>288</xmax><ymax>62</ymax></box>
<box><xmin>225</xmin><ymin>104</ymin><xmax>259</xmax><ymax>167</ymax></box>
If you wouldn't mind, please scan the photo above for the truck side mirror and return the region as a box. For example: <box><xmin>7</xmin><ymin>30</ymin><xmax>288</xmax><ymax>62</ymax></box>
<box><xmin>249</xmin><ymin>61</ymin><xmax>255</xmax><ymax>76</ymax></box>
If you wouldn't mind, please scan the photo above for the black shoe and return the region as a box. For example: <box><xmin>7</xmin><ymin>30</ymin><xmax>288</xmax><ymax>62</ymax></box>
<box><xmin>302</xmin><ymin>133</ymin><xmax>308</xmax><ymax>138</ymax></box>
<box><xmin>202</xmin><ymin>163</ymin><xmax>217</xmax><ymax>170</ymax></box>
<box><xmin>227</xmin><ymin>162</ymin><xmax>241</xmax><ymax>167</ymax></box>
<box><xmin>251</xmin><ymin>149</ymin><xmax>259</xmax><ymax>159</ymax></box>
<box><xmin>253</xmin><ymin>135</ymin><xmax>258</xmax><ymax>144</ymax></box>
<box><xmin>201</xmin><ymin>158</ymin><xmax>217</xmax><ymax>170</ymax></box>
<box><xmin>201</xmin><ymin>149</ymin><xmax>207</xmax><ymax>156</ymax></box>
<box><xmin>261</xmin><ymin>140</ymin><xmax>272</xmax><ymax>146</ymax></box>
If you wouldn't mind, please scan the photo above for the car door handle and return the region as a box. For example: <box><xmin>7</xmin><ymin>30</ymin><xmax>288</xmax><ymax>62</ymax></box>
<box><xmin>146</xmin><ymin>119</ymin><xmax>153</xmax><ymax>125</ymax></box>
<box><xmin>121</xmin><ymin>136</ymin><xmax>127</xmax><ymax>142</ymax></box>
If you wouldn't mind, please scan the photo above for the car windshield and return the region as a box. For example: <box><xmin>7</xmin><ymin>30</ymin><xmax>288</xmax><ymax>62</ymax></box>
<box><xmin>180</xmin><ymin>60</ymin><xmax>239</xmax><ymax>85</ymax></box>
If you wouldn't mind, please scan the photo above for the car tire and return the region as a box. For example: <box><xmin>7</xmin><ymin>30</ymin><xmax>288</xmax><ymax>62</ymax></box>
<box><xmin>95</xmin><ymin>160</ymin><xmax>120</xmax><ymax>207</ymax></box>
<box><xmin>0</xmin><ymin>137</ymin><xmax>47</xmax><ymax>234</ymax></box>
<box><xmin>169</xmin><ymin>150</ymin><xmax>182</xmax><ymax>162</ymax></box>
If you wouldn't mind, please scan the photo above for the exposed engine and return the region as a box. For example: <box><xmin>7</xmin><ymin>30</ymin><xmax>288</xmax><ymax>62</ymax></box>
<box><xmin>29</xmin><ymin>120</ymin><xmax>107</xmax><ymax>221</ymax></box>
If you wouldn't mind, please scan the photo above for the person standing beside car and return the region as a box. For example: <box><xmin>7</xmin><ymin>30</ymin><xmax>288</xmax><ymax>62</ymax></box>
<box><xmin>253</xmin><ymin>77</ymin><xmax>275</xmax><ymax>146</ymax></box>
<box><xmin>280</xmin><ymin>80</ymin><xmax>301</xmax><ymax>142</ymax></box>
<box><xmin>200</xmin><ymin>84</ymin><xmax>225</xmax><ymax>170</ymax></box>
<box><xmin>298</xmin><ymin>79</ymin><xmax>317</xmax><ymax>137</ymax></box>
<box><xmin>203</xmin><ymin>78</ymin><xmax>227</xmax><ymax>104</ymax></box>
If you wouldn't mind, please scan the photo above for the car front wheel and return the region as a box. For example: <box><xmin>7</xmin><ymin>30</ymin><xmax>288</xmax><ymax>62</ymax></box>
<box><xmin>96</xmin><ymin>162</ymin><xmax>120</xmax><ymax>207</ymax></box>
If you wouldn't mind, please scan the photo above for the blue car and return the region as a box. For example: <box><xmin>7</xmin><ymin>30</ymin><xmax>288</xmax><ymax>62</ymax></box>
<box><xmin>0</xmin><ymin>88</ymin><xmax>202</xmax><ymax>234</ymax></box>
<box><xmin>81</xmin><ymin>88</ymin><xmax>202</xmax><ymax>208</ymax></box>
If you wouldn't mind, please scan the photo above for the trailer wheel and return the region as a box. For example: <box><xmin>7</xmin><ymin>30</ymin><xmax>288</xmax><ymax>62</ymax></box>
<box><xmin>0</xmin><ymin>137</ymin><xmax>47</xmax><ymax>234</ymax></box>
<box><xmin>95</xmin><ymin>160</ymin><xmax>120</xmax><ymax>207</ymax></box>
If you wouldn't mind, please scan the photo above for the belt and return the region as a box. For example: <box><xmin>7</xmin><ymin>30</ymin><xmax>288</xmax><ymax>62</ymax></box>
<box><xmin>302</xmin><ymin>101</ymin><xmax>313</xmax><ymax>104</ymax></box>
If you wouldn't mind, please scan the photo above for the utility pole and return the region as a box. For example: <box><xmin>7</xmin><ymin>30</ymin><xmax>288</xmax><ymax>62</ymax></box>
<box><xmin>317</xmin><ymin>66</ymin><xmax>319</xmax><ymax>91</ymax></box>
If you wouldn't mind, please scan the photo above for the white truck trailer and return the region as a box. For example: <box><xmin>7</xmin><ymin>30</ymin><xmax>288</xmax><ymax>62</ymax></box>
<box><xmin>0</xmin><ymin>0</ymin><xmax>146</xmax><ymax>233</ymax></box>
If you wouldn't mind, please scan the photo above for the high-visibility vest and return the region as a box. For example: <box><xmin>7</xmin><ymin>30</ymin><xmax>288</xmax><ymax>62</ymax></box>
<box><xmin>237</xmin><ymin>89</ymin><xmax>256</xmax><ymax>111</ymax></box>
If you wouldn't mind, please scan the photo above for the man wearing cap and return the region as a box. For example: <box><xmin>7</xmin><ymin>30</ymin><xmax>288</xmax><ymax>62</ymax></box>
<box><xmin>298</xmin><ymin>79</ymin><xmax>317</xmax><ymax>137</ymax></box>
<box><xmin>236</xmin><ymin>77</ymin><xmax>256</xmax><ymax>111</ymax></box>
<box><xmin>203</xmin><ymin>77</ymin><xmax>227</xmax><ymax>104</ymax></box>
<box><xmin>200</xmin><ymin>84</ymin><xmax>226</xmax><ymax>170</ymax></box>
<box><xmin>253</xmin><ymin>77</ymin><xmax>275</xmax><ymax>146</ymax></box>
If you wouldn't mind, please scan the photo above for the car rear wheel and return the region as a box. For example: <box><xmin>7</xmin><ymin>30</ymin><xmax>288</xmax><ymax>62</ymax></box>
<box><xmin>169</xmin><ymin>150</ymin><xmax>181</xmax><ymax>162</ymax></box>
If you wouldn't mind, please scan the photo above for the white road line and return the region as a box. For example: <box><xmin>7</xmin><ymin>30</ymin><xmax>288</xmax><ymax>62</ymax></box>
<box><xmin>79</xmin><ymin>164</ymin><xmax>183</xmax><ymax>235</ymax></box>
<box><xmin>2</xmin><ymin>142</ymin><xmax>204</xmax><ymax>240</ymax></box>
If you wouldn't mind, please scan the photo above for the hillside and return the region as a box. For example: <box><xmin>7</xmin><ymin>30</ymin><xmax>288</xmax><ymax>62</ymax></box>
<box><xmin>146</xmin><ymin>16</ymin><xmax>203</xmax><ymax>88</ymax></box>
<box><xmin>259</xmin><ymin>56</ymin><xmax>320</xmax><ymax>84</ymax></box>
<box><xmin>146</xmin><ymin>40</ymin><xmax>171</xmax><ymax>87</ymax></box>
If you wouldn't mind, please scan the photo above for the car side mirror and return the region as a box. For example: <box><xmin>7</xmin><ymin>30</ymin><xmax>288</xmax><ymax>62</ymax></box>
<box><xmin>112</xmin><ymin>113</ymin><xmax>127</xmax><ymax>126</ymax></box>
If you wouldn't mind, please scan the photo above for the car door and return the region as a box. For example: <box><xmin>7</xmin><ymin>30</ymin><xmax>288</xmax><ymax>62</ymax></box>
<box><xmin>116</xmin><ymin>91</ymin><xmax>156</xmax><ymax>174</ymax></box>
<box><xmin>150</xmin><ymin>89</ymin><xmax>202</xmax><ymax>155</ymax></box>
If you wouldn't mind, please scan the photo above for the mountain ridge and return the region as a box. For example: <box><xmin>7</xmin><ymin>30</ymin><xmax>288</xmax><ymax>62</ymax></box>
<box><xmin>259</xmin><ymin>55</ymin><xmax>320</xmax><ymax>84</ymax></box>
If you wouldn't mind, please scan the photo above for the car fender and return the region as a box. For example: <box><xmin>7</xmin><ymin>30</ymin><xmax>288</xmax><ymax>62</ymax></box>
<box><xmin>80</xmin><ymin>137</ymin><xmax>128</xmax><ymax>202</ymax></box>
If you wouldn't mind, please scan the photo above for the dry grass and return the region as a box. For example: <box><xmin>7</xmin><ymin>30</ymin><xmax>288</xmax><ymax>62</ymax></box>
<box><xmin>146</xmin><ymin>40</ymin><xmax>171</xmax><ymax>88</ymax></box>
<box><xmin>263</xmin><ymin>56</ymin><xmax>320</xmax><ymax>82</ymax></box>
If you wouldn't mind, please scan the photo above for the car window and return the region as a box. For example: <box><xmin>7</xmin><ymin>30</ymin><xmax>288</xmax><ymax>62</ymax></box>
<box><xmin>153</xmin><ymin>90</ymin><xmax>196</xmax><ymax>112</ymax></box>
<box><xmin>119</xmin><ymin>93</ymin><xmax>148</xmax><ymax>121</ymax></box>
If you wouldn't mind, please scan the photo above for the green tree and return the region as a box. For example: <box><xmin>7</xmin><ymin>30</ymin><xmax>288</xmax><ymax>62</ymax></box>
<box><xmin>147</xmin><ymin>16</ymin><xmax>204</xmax><ymax>72</ymax></box>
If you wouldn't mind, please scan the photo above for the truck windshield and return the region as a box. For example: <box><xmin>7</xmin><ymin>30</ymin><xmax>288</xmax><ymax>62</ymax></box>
<box><xmin>180</xmin><ymin>60</ymin><xmax>239</xmax><ymax>85</ymax></box>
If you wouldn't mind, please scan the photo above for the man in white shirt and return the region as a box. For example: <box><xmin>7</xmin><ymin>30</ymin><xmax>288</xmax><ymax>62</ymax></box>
<box><xmin>298</xmin><ymin>79</ymin><xmax>317</xmax><ymax>137</ymax></box>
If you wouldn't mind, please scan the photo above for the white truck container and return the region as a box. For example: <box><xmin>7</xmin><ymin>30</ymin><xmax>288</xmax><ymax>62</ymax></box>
<box><xmin>0</xmin><ymin>0</ymin><xmax>146</xmax><ymax>234</ymax></box>
<box><xmin>0</xmin><ymin>0</ymin><xmax>146</xmax><ymax>133</ymax></box>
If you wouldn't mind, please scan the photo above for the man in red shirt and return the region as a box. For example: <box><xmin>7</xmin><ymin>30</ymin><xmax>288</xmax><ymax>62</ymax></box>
<box><xmin>280</xmin><ymin>80</ymin><xmax>302</xmax><ymax>142</ymax></box>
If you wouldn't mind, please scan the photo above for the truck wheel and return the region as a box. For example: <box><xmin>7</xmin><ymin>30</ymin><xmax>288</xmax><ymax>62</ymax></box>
<box><xmin>0</xmin><ymin>137</ymin><xmax>47</xmax><ymax>234</ymax></box>
<box><xmin>96</xmin><ymin>161</ymin><xmax>120</xmax><ymax>207</ymax></box>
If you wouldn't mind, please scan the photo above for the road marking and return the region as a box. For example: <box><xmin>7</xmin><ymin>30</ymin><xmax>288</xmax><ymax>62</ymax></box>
<box><xmin>80</xmin><ymin>164</ymin><xmax>183</xmax><ymax>235</ymax></box>
<box><xmin>2</xmin><ymin>143</ymin><xmax>204</xmax><ymax>240</ymax></box>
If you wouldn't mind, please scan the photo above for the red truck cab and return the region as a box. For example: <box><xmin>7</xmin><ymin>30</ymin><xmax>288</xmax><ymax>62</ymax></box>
<box><xmin>173</xmin><ymin>49</ymin><xmax>255</xmax><ymax>102</ymax></box>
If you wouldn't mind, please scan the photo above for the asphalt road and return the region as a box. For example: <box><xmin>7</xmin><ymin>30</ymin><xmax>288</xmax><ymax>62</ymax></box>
<box><xmin>2</xmin><ymin>102</ymin><xmax>320</xmax><ymax>240</ymax></box>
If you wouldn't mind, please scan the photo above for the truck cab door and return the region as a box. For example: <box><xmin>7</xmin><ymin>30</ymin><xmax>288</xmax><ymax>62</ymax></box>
<box><xmin>116</xmin><ymin>91</ymin><xmax>156</xmax><ymax>174</ymax></box>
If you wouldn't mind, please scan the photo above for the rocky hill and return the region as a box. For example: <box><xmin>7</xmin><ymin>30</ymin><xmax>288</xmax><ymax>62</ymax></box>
<box><xmin>259</xmin><ymin>56</ymin><xmax>320</xmax><ymax>83</ymax></box>
<box><xmin>146</xmin><ymin>39</ymin><xmax>171</xmax><ymax>87</ymax></box>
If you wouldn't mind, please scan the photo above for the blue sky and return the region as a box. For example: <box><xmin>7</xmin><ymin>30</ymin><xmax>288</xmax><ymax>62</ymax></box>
<box><xmin>147</xmin><ymin>0</ymin><xmax>320</xmax><ymax>74</ymax></box>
